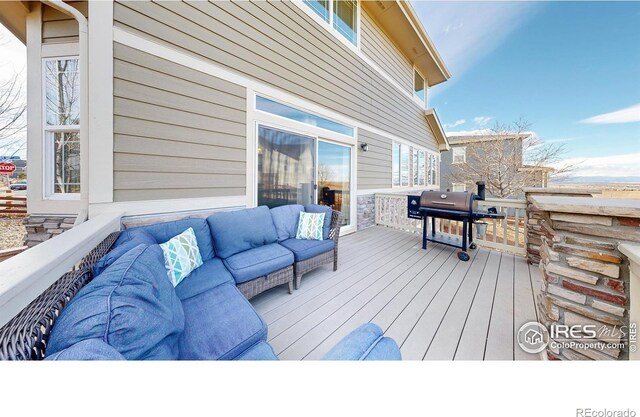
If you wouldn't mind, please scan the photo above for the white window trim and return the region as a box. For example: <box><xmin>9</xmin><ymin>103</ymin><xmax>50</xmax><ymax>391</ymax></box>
<box><xmin>451</xmin><ymin>183</ymin><xmax>466</xmax><ymax>192</ymax></box>
<box><xmin>413</xmin><ymin>66</ymin><xmax>427</xmax><ymax>108</ymax></box>
<box><xmin>452</xmin><ymin>146</ymin><xmax>467</xmax><ymax>164</ymax></box>
<box><xmin>42</xmin><ymin>55</ymin><xmax>81</xmax><ymax>200</ymax></box>
<box><xmin>299</xmin><ymin>0</ymin><xmax>361</xmax><ymax>50</ymax></box>
<box><xmin>393</xmin><ymin>141</ymin><xmax>439</xmax><ymax>189</ymax></box>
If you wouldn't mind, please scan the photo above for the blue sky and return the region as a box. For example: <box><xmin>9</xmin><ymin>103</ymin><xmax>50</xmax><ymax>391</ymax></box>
<box><xmin>414</xmin><ymin>1</ymin><xmax>640</xmax><ymax>179</ymax></box>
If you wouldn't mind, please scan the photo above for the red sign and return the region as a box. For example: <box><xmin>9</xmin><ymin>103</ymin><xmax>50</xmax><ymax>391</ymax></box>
<box><xmin>0</xmin><ymin>162</ymin><xmax>16</xmax><ymax>174</ymax></box>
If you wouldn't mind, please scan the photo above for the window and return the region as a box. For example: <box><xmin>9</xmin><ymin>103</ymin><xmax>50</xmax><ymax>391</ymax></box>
<box><xmin>392</xmin><ymin>143</ymin><xmax>409</xmax><ymax>187</ymax></box>
<box><xmin>256</xmin><ymin>96</ymin><xmax>354</xmax><ymax>136</ymax></box>
<box><xmin>427</xmin><ymin>153</ymin><xmax>439</xmax><ymax>186</ymax></box>
<box><xmin>452</xmin><ymin>183</ymin><xmax>466</xmax><ymax>192</ymax></box>
<box><xmin>414</xmin><ymin>69</ymin><xmax>425</xmax><ymax>105</ymax></box>
<box><xmin>304</xmin><ymin>0</ymin><xmax>359</xmax><ymax>46</ymax></box>
<box><xmin>452</xmin><ymin>147</ymin><xmax>466</xmax><ymax>164</ymax></box>
<box><xmin>413</xmin><ymin>149</ymin><xmax>426</xmax><ymax>186</ymax></box>
<box><xmin>44</xmin><ymin>57</ymin><xmax>80</xmax><ymax>195</ymax></box>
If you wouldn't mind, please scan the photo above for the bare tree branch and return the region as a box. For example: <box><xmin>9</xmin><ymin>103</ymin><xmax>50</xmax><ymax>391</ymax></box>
<box><xmin>445</xmin><ymin>119</ymin><xmax>575</xmax><ymax>198</ymax></box>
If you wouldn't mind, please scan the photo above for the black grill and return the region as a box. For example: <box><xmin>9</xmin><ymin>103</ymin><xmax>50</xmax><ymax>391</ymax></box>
<box><xmin>407</xmin><ymin>182</ymin><xmax>505</xmax><ymax>261</ymax></box>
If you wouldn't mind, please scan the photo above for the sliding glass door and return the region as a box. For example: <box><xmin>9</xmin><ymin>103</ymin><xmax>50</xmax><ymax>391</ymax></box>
<box><xmin>257</xmin><ymin>124</ymin><xmax>353</xmax><ymax>228</ymax></box>
<box><xmin>258</xmin><ymin>125</ymin><xmax>316</xmax><ymax>207</ymax></box>
<box><xmin>317</xmin><ymin>140</ymin><xmax>351</xmax><ymax>226</ymax></box>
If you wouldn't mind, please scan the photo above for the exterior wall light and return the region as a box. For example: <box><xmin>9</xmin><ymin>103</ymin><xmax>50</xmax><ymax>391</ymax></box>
<box><xmin>360</xmin><ymin>142</ymin><xmax>369</xmax><ymax>152</ymax></box>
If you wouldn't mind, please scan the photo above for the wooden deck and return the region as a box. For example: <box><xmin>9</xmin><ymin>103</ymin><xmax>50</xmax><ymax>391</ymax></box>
<box><xmin>250</xmin><ymin>226</ymin><xmax>543</xmax><ymax>360</ymax></box>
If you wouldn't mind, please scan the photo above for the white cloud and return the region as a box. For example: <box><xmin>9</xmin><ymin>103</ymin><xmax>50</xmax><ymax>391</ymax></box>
<box><xmin>554</xmin><ymin>153</ymin><xmax>640</xmax><ymax>177</ymax></box>
<box><xmin>443</xmin><ymin>119</ymin><xmax>465</xmax><ymax>128</ymax></box>
<box><xmin>0</xmin><ymin>25</ymin><xmax>26</xmax><ymax>83</ymax></box>
<box><xmin>579</xmin><ymin>103</ymin><xmax>640</xmax><ymax>124</ymax></box>
<box><xmin>473</xmin><ymin>116</ymin><xmax>492</xmax><ymax>126</ymax></box>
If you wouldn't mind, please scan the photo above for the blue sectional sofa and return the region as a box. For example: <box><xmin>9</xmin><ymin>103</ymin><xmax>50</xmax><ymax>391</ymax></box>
<box><xmin>45</xmin><ymin>205</ymin><xmax>401</xmax><ymax>360</ymax></box>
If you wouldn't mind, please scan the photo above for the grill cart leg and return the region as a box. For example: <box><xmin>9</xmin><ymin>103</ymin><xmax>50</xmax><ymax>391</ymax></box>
<box><xmin>422</xmin><ymin>213</ymin><xmax>427</xmax><ymax>250</ymax></box>
<box><xmin>462</xmin><ymin>218</ymin><xmax>468</xmax><ymax>251</ymax></box>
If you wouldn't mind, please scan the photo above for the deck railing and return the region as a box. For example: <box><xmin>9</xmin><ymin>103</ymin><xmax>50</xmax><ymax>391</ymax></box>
<box><xmin>0</xmin><ymin>212</ymin><xmax>123</xmax><ymax>328</ymax></box>
<box><xmin>374</xmin><ymin>193</ymin><xmax>528</xmax><ymax>256</ymax></box>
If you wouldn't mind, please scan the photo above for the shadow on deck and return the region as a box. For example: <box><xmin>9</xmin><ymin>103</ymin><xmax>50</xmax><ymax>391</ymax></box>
<box><xmin>251</xmin><ymin>226</ymin><xmax>543</xmax><ymax>360</ymax></box>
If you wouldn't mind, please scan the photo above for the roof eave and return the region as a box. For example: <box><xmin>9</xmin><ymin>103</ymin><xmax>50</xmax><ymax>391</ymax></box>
<box><xmin>0</xmin><ymin>1</ymin><xmax>30</xmax><ymax>45</ymax></box>
<box><xmin>424</xmin><ymin>108</ymin><xmax>449</xmax><ymax>151</ymax></box>
<box><xmin>362</xmin><ymin>1</ymin><xmax>451</xmax><ymax>87</ymax></box>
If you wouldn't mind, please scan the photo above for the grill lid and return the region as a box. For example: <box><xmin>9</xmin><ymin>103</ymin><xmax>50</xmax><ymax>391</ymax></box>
<box><xmin>420</xmin><ymin>190</ymin><xmax>473</xmax><ymax>211</ymax></box>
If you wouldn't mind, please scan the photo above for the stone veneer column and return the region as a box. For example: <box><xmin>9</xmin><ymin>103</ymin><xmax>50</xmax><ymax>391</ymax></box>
<box><xmin>23</xmin><ymin>215</ymin><xmax>77</xmax><ymax>247</ymax></box>
<box><xmin>524</xmin><ymin>188</ymin><xmax>599</xmax><ymax>264</ymax></box>
<box><xmin>528</xmin><ymin>195</ymin><xmax>640</xmax><ymax>360</ymax></box>
<box><xmin>357</xmin><ymin>194</ymin><xmax>375</xmax><ymax>230</ymax></box>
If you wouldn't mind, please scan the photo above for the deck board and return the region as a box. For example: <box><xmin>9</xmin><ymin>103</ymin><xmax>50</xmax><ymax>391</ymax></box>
<box><xmin>250</xmin><ymin>226</ymin><xmax>540</xmax><ymax>361</ymax></box>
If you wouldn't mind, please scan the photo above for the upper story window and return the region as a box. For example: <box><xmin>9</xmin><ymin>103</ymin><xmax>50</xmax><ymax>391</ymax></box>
<box><xmin>304</xmin><ymin>0</ymin><xmax>359</xmax><ymax>46</ymax></box>
<box><xmin>452</xmin><ymin>147</ymin><xmax>466</xmax><ymax>164</ymax></box>
<box><xmin>414</xmin><ymin>69</ymin><xmax>426</xmax><ymax>106</ymax></box>
<box><xmin>44</xmin><ymin>57</ymin><xmax>80</xmax><ymax>196</ymax></box>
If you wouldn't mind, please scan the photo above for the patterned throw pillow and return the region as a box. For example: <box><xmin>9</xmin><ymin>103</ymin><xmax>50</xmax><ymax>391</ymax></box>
<box><xmin>296</xmin><ymin>212</ymin><xmax>325</xmax><ymax>241</ymax></box>
<box><xmin>159</xmin><ymin>227</ymin><xmax>203</xmax><ymax>287</ymax></box>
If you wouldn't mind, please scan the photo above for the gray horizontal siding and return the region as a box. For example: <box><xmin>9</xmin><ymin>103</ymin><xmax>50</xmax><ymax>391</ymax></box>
<box><xmin>358</xmin><ymin>129</ymin><xmax>392</xmax><ymax>190</ymax></box>
<box><xmin>113</xmin><ymin>43</ymin><xmax>247</xmax><ymax>202</ymax></box>
<box><xmin>360</xmin><ymin>7</ymin><xmax>413</xmax><ymax>96</ymax></box>
<box><xmin>42</xmin><ymin>1</ymin><xmax>87</xmax><ymax>44</ymax></box>
<box><xmin>113</xmin><ymin>0</ymin><xmax>438</xmax><ymax>151</ymax></box>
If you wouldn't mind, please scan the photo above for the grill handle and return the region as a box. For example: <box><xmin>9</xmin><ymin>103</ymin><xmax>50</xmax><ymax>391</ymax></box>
<box><xmin>431</xmin><ymin>201</ymin><xmax>456</xmax><ymax>206</ymax></box>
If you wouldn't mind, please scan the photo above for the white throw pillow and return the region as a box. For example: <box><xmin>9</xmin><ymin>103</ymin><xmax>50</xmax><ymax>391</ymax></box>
<box><xmin>159</xmin><ymin>227</ymin><xmax>203</xmax><ymax>287</ymax></box>
<box><xmin>296</xmin><ymin>212</ymin><xmax>325</xmax><ymax>241</ymax></box>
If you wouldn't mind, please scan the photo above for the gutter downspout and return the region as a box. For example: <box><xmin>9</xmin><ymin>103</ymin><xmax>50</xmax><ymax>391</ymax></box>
<box><xmin>42</xmin><ymin>1</ymin><xmax>89</xmax><ymax>226</ymax></box>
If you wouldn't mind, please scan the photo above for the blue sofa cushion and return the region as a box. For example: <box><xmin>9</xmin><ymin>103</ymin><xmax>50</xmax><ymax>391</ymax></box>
<box><xmin>207</xmin><ymin>206</ymin><xmax>278</xmax><ymax>259</ymax></box>
<box><xmin>270</xmin><ymin>204</ymin><xmax>304</xmax><ymax>242</ymax></box>
<box><xmin>234</xmin><ymin>341</ymin><xmax>278</xmax><ymax>360</ymax></box>
<box><xmin>174</xmin><ymin>257</ymin><xmax>234</xmax><ymax>301</ymax></box>
<box><xmin>46</xmin><ymin>339</ymin><xmax>126</xmax><ymax>360</ymax></box>
<box><xmin>279</xmin><ymin>238</ymin><xmax>335</xmax><ymax>262</ymax></box>
<box><xmin>178</xmin><ymin>283</ymin><xmax>267</xmax><ymax>360</ymax></box>
<box><xmin>93</xmin><ymin>228</ymin><xmax>156</xmax><ymax>277</ymax></box>
<box><xmin>125</xmin><ymin>218</ymin><xmax>215</xmax><ymax>261</ymax></box>
<box><xmin>223</xmin><ymin>243</ymin><xmax>294</xmax><ymax>284</ymax></box>
<box><xmin>321</xmin><ymin>323</ymin><xmax>401</xmax><ymax>360</ymax></box>
<box><xmin>47</xmin><ymin>244</ymin><xmax>185</xmax><ymax>360</ymax></box>
<box><xmin>304</xmin><ymin>204</ymin><xmax>332</xmax><ymax>240</ymax></box>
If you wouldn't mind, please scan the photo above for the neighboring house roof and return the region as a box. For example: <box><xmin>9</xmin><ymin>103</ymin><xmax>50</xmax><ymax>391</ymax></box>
<box><xmin>362</xmin><ymin>0</ymin><xmax>451</xmax><ymax>86</ymax></box>
<box><xmin>446</xmin><ymin>134</ymin><xmax>531</xmax><ymax>146</ymax></box>
<box><xmin>424</xmin><ymin>108</ymin><xmax>449</xmax><ymax>151</ymax></box>
<box><xmin>0</xmin><ymin>1</ymin><xmax>30</xmax><ymax>44</ymax></box>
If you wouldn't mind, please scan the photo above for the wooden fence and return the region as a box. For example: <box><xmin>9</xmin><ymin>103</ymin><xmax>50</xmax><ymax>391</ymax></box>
<box><xmin>0</xmin><ymin>192</ymin><xmax>27</xmax><ymax>215</ymax></box>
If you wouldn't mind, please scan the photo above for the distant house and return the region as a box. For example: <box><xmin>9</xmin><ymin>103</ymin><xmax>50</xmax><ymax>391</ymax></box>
<box><xmin>440</xmin><ymin>134</ymin><xmax>553</xmax><ymax>198</ymax></box>
<box><xmin>0</xmin><ymin>0</ymin><xmax>451</xmax><ymax>239</ymax></box>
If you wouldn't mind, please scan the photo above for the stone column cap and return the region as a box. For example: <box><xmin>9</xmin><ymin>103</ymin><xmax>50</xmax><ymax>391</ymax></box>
<box><xmin>531</xmin><ymin>196</ymin><xmax>640</xmax><ymax>218</ymax></box>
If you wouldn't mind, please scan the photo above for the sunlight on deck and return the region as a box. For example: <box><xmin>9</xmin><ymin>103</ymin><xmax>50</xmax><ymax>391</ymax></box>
<box><xmin>251</xmin><ymin>226</ymin><xmax>543</xmax><ymax>360</ymax></box>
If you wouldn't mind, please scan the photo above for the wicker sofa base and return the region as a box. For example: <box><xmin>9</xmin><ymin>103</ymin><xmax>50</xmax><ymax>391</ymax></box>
<box><xmin>237</xmin><ymin>265</ymin><xmax>294</xmax><ymax>300</ymax></box>
<box><xmin>294</xmin><ymin>250</ymin><xmax>335</xmax><ymax>290</ymax></box>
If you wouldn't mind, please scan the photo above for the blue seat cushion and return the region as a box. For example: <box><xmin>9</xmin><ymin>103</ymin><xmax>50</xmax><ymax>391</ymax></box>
<box><xmin>93</xmin><ymin>228</ymin><xmax>156</xmax><ymax>277</ymax></box>
<box><xmin>223</xmin><ymin>243</ymin><xmax>294</xmax><ymax>284</ymax></box>
<box><xmin>207</xmin><ymin>206</ymin><xmax>278</xmax><ymax>259</ymax></box>
<box><xmin>304</xmin><ymin>204</ymin><xmax>332</xmax><ymax>240</ymax></box>
<box><xmin>270</xmin><ymin>204</ymin><xmax>304</xmax><ymax>242</ymax></box>
<box><xmin>178</xmin><ymin>283</ymin><xmax>267</xmax><ymax>360</ymax></box>
<box><xmin>46</xmin><ymin>339</ymin><xmax>126</xmax><ymax>360</ymax></box>
<box><xmin>174</xmin><ymin>257</ymin><xmax>234</xmax><ymax>301</ymax></box>
<box><xmin>279</xmin><ymin>238</ymin><xmax>335</xmax><ymax>262</ymax></box>
<box><xmin>47</xmin><ymin>244</ymin><xmax>185</xmax><ymax>360</ymax></box>
<box><xmin>125</xmin><ymin>218</ymin><xmax>215</xmax><ymax>261</ymax></box>
<box><xmin>321</xmin><ymin>323</ymin><xmax>401</xmax><ymax>360</ymax></box>
<box><xmin>234</xmin><ymin>341</ymin><xmax>278</xmax><ymax>360</ymax></box>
